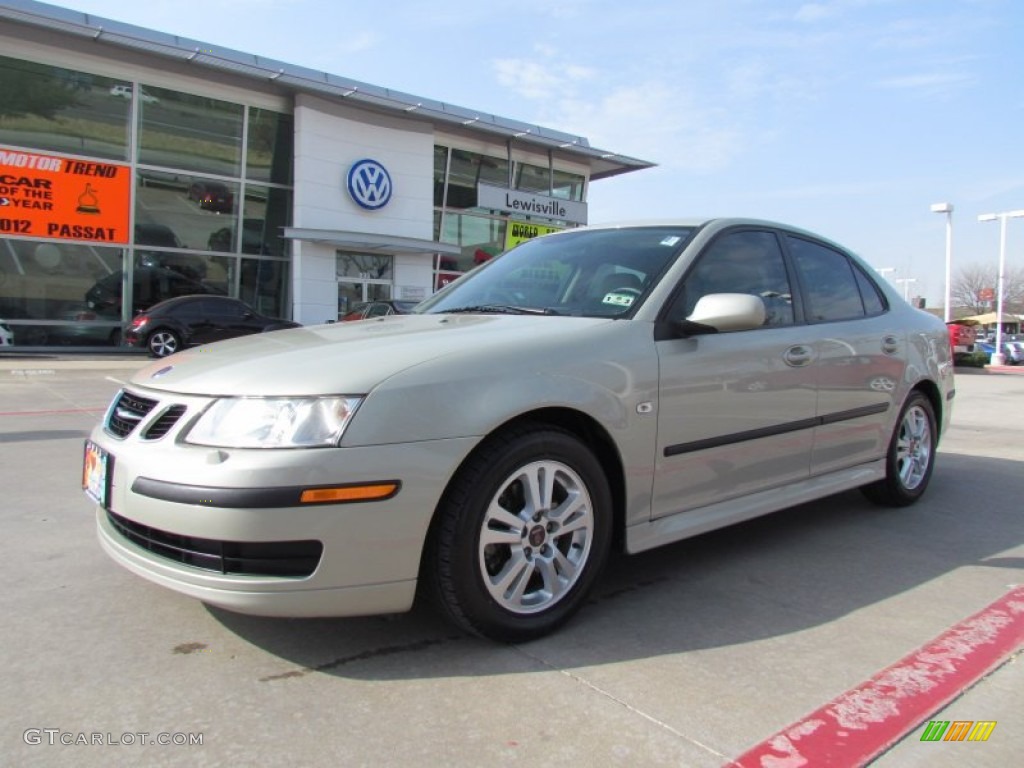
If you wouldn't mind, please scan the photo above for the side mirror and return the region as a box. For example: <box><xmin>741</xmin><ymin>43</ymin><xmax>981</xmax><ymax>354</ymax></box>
<box><xmin>675</xmin><ymin>293</ymin><xmax>766</xmax><ymax>336</ymax></box>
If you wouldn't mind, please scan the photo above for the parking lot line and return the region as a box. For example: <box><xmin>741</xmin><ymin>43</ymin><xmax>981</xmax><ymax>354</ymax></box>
<box><xmin>728</xmin><ymin>586</ymin><xmax>1024</xmax><ymax>767</ymax></box>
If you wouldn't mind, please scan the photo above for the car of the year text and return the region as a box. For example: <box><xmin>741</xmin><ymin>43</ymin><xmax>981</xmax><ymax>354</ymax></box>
<box><xmin>83</xmin><ymin>218</ymin><xmax>955</xmax><ymax>642</ymax></box>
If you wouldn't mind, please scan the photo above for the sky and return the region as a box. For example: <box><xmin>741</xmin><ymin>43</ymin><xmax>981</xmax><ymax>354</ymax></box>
<box><xmin>49</xmin><ymin>0</ymin><xmax>1024</xmax><ymax>308</ymax></box>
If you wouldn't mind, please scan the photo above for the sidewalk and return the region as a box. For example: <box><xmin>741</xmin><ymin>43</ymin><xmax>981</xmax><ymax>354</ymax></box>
<box><xmin>960</xmin><ymin>364</ymin><xmax>1024</xmax><ymax>375</ymax></box>
<box><xmin>0</xmin><ymin>352</ymin><xmax>150</xmax><ymax>372</ymax></box>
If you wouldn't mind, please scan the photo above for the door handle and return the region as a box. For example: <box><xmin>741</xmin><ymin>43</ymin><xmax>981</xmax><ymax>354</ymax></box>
<box><xmin>784</xmin><ymin>345</ymin><xmax>813</xmax><ymax>367</ymax></box>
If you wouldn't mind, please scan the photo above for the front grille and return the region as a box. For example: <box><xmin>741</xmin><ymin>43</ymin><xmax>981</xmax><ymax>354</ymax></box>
<box><xmin>106</xmin><ymin>390</ymin><xmax>158</xmax><ymax>438</ymax></box>
<box><xmin>107</xmin><ymin>510</ymin><xmax>323</xmax><ymax>577</ymax></box>
<box><xmin>143</xmin><ymin>404</ymin><xmax>187</xmax><ymax>440</ymax></box>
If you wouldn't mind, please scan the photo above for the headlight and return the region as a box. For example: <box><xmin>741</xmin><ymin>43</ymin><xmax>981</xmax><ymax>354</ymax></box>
<box><xmin>185</xmin><ymin>396</ymin><xmax>363</xmax><ymax>448</ymax></box>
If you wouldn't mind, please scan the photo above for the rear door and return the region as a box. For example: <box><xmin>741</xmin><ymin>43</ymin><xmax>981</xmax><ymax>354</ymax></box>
<box><xmin>783</xmin><ymin>234</ymin><xmax>905</xmax><ymax>475</ymax></box>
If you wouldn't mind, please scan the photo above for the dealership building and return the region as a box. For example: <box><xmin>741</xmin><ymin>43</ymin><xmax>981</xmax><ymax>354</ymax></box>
<box><xmin>0</xmin><ymin>0</ymin><xmax>652</xmax><ymax>349</ymax></box>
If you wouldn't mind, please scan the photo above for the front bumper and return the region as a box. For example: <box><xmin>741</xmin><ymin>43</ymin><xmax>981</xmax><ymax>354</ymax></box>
<box><xmin>87</xmin><ymin>391</ymin><xmax>477</xmax><ymax>617</ymax></box>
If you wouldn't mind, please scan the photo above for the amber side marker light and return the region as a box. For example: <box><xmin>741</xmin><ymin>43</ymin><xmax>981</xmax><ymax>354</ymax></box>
<box><xmin>299</xmin><ymin>482</ymin><xmax>400</xmax><ymax>504</ymax></box>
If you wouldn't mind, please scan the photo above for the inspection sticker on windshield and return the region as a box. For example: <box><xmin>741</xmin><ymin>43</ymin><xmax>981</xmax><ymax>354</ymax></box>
<box><xmin>83</xmin><ymin>440</ymin><xmax>112</xmax><ymax>508</ymax></box>
<box><xmin>602</xmin><ymin>292</ymin><xmax>635</xmax><ymax>307</ymax></box>
<box><xmin>660</xmin><ymin>236</ymin><xmax>682</xmax><ymax>246</ymax></box>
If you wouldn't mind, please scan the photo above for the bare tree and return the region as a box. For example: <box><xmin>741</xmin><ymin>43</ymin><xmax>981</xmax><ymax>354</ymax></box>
<box><xmin>951</xmin><ymin>263</ymin><xmax>1024</xmax><ymax>315</ymax></box>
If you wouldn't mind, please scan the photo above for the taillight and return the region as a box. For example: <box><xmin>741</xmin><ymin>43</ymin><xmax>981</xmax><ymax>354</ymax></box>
<box><xmin>129</xmin><ymin>315</ymin><xmax>150</xmax><ymax>329</ymax></box>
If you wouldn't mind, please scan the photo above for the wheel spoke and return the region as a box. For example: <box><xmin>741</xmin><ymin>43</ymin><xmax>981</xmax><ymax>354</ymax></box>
<box><xmin>521</xmin><ymin>463</ymin><xmax>557</xmax><ymax>515</ymax></box>
<box><xmin>490</xmin><ymin>553</ymin><xmax>533</xmax><ymax>605</ymax></box>
<box><xmin>535</xmin><ymin>558</ymin><xmax>562</xmax><ymax>600</ymax></box>
<box><xmin>479</xmin><ymin>524</ymin><xmax>522</xmax><ymax>547</ymax></box>
<box><xmin>552</xmin><ymin>548</ymin><xmax>578</xmax><ymax>581</ymax></box>
<box><xmin>484</xmin><ymin>502</ymin><xmax>526</xmax><ymax>532</ymax></box>
<box><xmin>553</xmin><ymin>492</ymin><xmax>588</xmax><ymax>534</ymax></box>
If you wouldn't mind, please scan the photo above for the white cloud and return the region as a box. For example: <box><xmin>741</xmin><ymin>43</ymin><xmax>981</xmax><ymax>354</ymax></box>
<box><xmin>547</xmin><ymin>82</ymin><xmax>746</xmax><ymax>174</ymax></box>
<box><xmin>493</xmin><ymin>56</ymin><xmax>595</xmax><ymax>101</ymax></box>
<box><xmin>794</xmin><ymin>3</ymin><xmax>836</xmax><ymax>23</ymax></box>
<box><xmin>336</xmin><ymin>30</ymin><xmax>378</xmax><ymax>55</ymax></box>
<box><xmin>874</xmin><ymin>71</ymin><xmax>972</xmax><ymax>92</ymax></box>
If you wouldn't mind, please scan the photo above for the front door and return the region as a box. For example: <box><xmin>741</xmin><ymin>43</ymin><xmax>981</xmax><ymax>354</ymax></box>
<box><xmin>336</xmin><ymin>251</ymin><xmax>394</xmax><ymax>320</ymax></box>
<box><xmin>651</xmin><ymin>229</ymin><xmax>817</xmax><ymax>519</ymax></box>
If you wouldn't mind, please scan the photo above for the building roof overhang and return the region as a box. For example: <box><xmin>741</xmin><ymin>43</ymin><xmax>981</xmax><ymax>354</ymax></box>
<box><xmin>0</xmin><ymin>1</ymin><xmax>655</xmax><ymax>180</ymax></box>
<box><xmin>283</xmin><ymin>228</ymin><xmax>462</xmax><ymax>255</ymax></box>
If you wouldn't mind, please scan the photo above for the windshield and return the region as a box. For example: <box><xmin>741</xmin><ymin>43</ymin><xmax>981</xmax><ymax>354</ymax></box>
<box><xmin>417</xmin><ymin>226</ymin><xmax>695</xmax><ymax>318</ymax></box>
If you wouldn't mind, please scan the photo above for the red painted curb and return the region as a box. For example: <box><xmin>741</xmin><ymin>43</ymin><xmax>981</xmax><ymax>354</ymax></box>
<box><xmin>729</xmin><ymin>586</ymin><xmax>1024</xmax><ymax>768</ymax></box>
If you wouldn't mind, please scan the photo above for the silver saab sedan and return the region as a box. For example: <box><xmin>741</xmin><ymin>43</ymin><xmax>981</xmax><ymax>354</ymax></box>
<box><xmin>83</xmin><ymin>219</ymin><xmax>954</xmax><ymax>642</ymax></box>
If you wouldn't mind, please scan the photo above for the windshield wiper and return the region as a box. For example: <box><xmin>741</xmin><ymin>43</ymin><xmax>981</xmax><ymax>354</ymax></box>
<box><xmin>438</xmin><ymin>304</ymin><xmax>560</xmax><ymax>316</ymax></box>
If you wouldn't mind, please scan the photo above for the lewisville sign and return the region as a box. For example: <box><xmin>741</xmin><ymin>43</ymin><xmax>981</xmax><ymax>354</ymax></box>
<box><xmin>477</xmin><ymin>183</ymin><xmax>587</xmax><ymax>225</ymax></box>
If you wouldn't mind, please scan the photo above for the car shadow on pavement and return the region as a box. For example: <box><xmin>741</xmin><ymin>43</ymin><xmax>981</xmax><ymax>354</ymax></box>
<box><xmin>209</xmin><ymin>450</ymin><xmax>1023</xmax><ymax>681</ymax></box>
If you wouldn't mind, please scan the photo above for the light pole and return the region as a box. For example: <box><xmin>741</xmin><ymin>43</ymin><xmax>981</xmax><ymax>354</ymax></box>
<box><xmin>931</xmin><ymin>203</ymin><xmax>953</xmax><ymax>322</ymax></box>
<box><xmin>977</xmin><ymin>209</ymin><xmax>1024</xmax><ymax>366</ymax></box>
<box><xmin>895</xmin><ymin>277</ymin><xmax>917</xmax><ymax>302</ymax></box>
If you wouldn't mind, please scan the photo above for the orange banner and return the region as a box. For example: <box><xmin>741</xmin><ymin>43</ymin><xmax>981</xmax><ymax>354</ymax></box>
<box><xmin>0</xmin><ymin>149</ymin><xmax>131</xmax><ymax>244</ymax></box>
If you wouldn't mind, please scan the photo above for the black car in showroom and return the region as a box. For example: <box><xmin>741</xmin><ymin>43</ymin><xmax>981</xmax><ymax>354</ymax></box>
<box><xmin>124</xmin><ymin>295</ymin><xmax>300</xmax><ymax>357</ymax></box>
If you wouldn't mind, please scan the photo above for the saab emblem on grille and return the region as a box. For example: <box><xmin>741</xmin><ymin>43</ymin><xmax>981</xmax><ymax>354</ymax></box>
<box><xmin>114</xmin><ymin>406</ymin><xmax>143</xmax><ymax>422</ymax></box>
<box><xmin>346</xmin><ymin>159</ymin><xmax>392</xmax><ymax>210</ymax></box>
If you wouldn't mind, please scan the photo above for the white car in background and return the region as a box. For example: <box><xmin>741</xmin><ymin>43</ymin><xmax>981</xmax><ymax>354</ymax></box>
<box><xmin>83</xmin><ymin>218</ymin><xmax>955</xmax><ymax>642</ymax></box>
<box><xmin>109</xmin><ymin>83</ymin><xmax>158</xmax><ymax>103</ymax></box>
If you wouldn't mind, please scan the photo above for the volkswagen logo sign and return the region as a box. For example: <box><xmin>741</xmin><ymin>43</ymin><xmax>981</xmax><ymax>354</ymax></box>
<box><xmin>347</xmin><ymin>159</ymin><xmax>392</xmax><ymax>210</ymax></box>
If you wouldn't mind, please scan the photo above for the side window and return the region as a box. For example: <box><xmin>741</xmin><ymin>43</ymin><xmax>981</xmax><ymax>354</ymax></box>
<box><xmin>853</xmin><ymin>264</ymin><xmax>887</xmax><ymax>316</ymax></box>
<box><xmin>197</xmin><ymin>299</ymin><xmax>228</xmax><ymax>317</ymax></box>
<box><xmin>786</xmin><ymin>236</ymin><xmax>866</xmax><ymax>322</ymax></box>
<box><xmin>672</xmin><ymin>230</ymin><xmax>795</xmax><ymax>327</ymax></box>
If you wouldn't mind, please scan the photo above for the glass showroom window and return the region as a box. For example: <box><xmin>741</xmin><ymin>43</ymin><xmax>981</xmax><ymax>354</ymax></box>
<box><xmin>135</xmin><ymin>169</ymin><xmax>238</xmax><ymax>252</ymax></box>
<box><xmin>445</xmin><ymin>149</ymin><xmax>509</xmax><ymax>209</ymax></box>
<box><xmin>0</xmin><ymin>238</ymin><xmax>125</xmax><ymax>346</ymax></box>
<box><xmin>137</xmin><ymin>86</ymin><xmax>244</xmax><ymax>177</ymax></box>
<box><xmin>515</xmin><ymin>162</ymin><xmax>585</xmax><ymax>202</ymax></box>
<box><xmin>433</xmin><ymin>145</ymin><xmax>449</xmax><ymax>207</ymax></box>
<box><xmin>436</xmin><ymin>213</ymin><xmax>505</xmax><ymax>289</ymax></box>
<box><xmin>240</xmin><ymin>258</ymin><xmax>289</xmax><ymax>319</ymax></box>
<box><xmin>247</xmin><ymin>107</ymin><xmax>294</xmax><ymax>186</ymax></box>
<box><xmin>0</xmin><ymin>54</ymin><xmax>130</xmax><ymax>161</ymax></box>
<box><xmin>551</xmin><ymin>168</ymin><xmax>586</xmax><ymax>201</ymax></box>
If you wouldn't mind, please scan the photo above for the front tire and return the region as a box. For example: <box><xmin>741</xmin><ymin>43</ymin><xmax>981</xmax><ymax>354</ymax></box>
<box><xmin>147</xmin><ymin>329</ymin><xmax>180</xmax><ymax>358</ymax></box>
<box><xmin>861</xmin><ymin>391</ymin><xmax>937</xmax><ymax>507</ymax></box>
<box><xmin>425</xmin><ymin>423</ymin><xmax>612</xmax><ymax>642</ymax></box>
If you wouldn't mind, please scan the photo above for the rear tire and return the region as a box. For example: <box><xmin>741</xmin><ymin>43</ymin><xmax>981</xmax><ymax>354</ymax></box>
<box><xmin>147</xmin><ymin>329</ymin><xmax>180</xmax><ymax>358</ymax></box>
<box><xmin>424</xmin><ymin>423</ymin><xmax>612</xmax><ymax>642</ymax></box>
<box><xmin>861</xmin><ymin>391</ymin><xmax>936</xmax><ymax>507</ymax></box>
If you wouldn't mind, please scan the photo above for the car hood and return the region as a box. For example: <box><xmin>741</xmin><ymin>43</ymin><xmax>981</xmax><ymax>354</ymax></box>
<box><xmin>128</xmin><ymin>314</ymin><xmax>614</xmax><ymax>396</ymax></box>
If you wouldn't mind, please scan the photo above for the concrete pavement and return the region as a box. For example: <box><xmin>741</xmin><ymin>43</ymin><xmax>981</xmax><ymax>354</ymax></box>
<box><xmin>1</xmin><ymin>354</ymin><xmax>1020</xmax><ymax>767</ymax></box>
